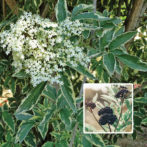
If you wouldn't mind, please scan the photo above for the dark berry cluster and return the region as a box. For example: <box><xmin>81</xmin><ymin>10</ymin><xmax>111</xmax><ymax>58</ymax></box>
<box><xmin>98</xmin><ymin>106</ymin><xmax>113</xmax><ymax>116</ymax></box>
<box><xmin>115</xmin><ymin>89</ymin><xmax>129</xmax><ymax>98</ymax></box>
<box><xmin>98</xmin><ymin>107</ymin><xmax>117</xmax><ymax>125</ymax></box>
<box><xmin>99</xmin><ymin>114</ymin><xmax>117</xmax><ymax>125</ymax></box>
<box><xmin>86</xmin><ymin>102</ymin><xmax>96</xmax><ymax>109</ymax></box>
<box><xmin>120</xmin><ymin>86</ymin><xmax>127</xmax><ymax>89</ymax></box>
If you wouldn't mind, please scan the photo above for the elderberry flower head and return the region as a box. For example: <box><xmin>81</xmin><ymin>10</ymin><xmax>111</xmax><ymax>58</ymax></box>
<box><xmin>0</xmin><ymin>12</ymin><xmax>90</xmax><ymax>87</ymax></box>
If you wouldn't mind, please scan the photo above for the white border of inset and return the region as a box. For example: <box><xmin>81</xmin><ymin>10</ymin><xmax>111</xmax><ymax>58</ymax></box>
<box><xmin>83</xmin><ymin>83</ymin><xmax>133</xmax><ymax>134</ymax></box>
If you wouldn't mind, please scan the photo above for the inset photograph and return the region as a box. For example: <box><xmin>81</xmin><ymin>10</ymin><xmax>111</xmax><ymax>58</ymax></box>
<box><xmin>84</xmin><ymin>84</ymin><xmax>133</xmax><ymax>134</ymax></box>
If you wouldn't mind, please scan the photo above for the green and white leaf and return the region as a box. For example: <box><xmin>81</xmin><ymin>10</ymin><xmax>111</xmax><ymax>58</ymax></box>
<box><xmin>77</xmin><ymin>109</ymin><xmax>83</xmax><ymax>125</ymax></box>
<box><xmin>111</xmin><ymin>49</ymin><xmax>125</xmax><ymax>55</ymax></box>
<box><xmin>117</xmin><ymin>54</ymin><xmax>147</xmax><ymax>72</ymax></box>
<box><xmin>109</xmin><ymin>31</ymin><xmax>137</xmax><ymax>50</ymax></box>
<box><xmin>2</xmin><ymin>111</ymin><xmax>15</xmax><ymax>132</ymax></box>
<box><xmin>55</xmin><ymin>142</ymin><xmax>68</xmax><ymax>147</ymax></box>
<box><xmin>60</xmin><ymin>73</ymin><xmax>76</xmax><ymax>113</ymax></box>
<box><xmin>24</xmin><ymin>132</ymin><xmax>36</xmax><ymax>147</ymax></box>
<box><xmin>38</xmin><ymin>122</ymin><xmax>49</xmax><ymax>139</ymax></box>
<box><xmin>10</xmin><ymin>78</ymin><xmax>16</xmax><ymax>94</ymax></box>
<box><xmin>42</xmin><ymin>84</ymin><xmax>57</xmax><ymax>101</ymax></box>
<box><xmin>15</xmin><ymin>82</ymin><xmax>47</xmax><ymax>113</ymax></box>
<box><xmin>82</xmin><ymin>136</ymin><xmax>92</xmax><ymax>147</ymax></box>
<box><xmin>82</xmin><ymin>30</ymin><xmax>90</xmax><ymax>39</ymax></box>
<box><xmin>15</xmin><ymin>113</ymin><xmax>33</xmax><ymax>120</ymax></box>
<box><xmin>134</xmin><ymin>97</ymin><xmax>147</xmax><ymax>104</ymax></box>
<box><xmin>100</xmin><ymin>28</ymin><xmax>115</xmax><ymax>49</ymax></box>
<box><xmin>72</xmin><ymin>4</ymin><xmax>93</xmax><ymax>17</ymax></box>
<box><xmin>141</xmin><ymin>118</ymin><xmax>147</xmax><ymax>125</ymax></box>
<box><xmin>42</xmin><ymin>141</ymin><xmax>54</xmax><ymax>147</ymax></box>
<box><xmin>59</xmin><ymin>108</ymin><xmax>71</xmax><ymax>128</ymax></box>
<box><xmin>73</xmin><ymin>12</ymin><xmax>110</xmax><ymax>21</ymax></box>
<box><xmin>55</xmin><ymin>0</ymin><xmax>68</xmax><ymax>23</ymax></box>
<box><xmin>67</xmin><ymin>63</ymin><xmax>95</xmax><ymax>80</ymax></box>
<box><xmin>72</xmin><ymin>12</ymin><xmax>97</xmax><ymax>20</ymax></box>
<box><xmin>103</xmin><ymin>53</ymin><xmax>116</xmax><ymax>75</ymax></box>
<box><xmin>114</xmin><ymin>27</ymin><xmax>125</xmax><ymax>37</ymax></box>
<box><xmin>12</xmin><ymin>70</ymin><xmax>29</xmax><ymax>79</ymax></box>
<box><xmin>56</xmin><ymin>94</ymin><xmax>69</xmax><ymax>109</ymax></box>
<box><xmin>1</xmin><ymin>142</ymin><xmax>11</xmax><ymax>147</ymax></box>
<box><xmin>38</xmin><ymin>107</ymin><xmax>55</xmax><ymax>136</ymax></box>
<box><xmin>85</xmin><ymin>124</ymin><xmax>100</xmax><ymax>132</ymax></box>
<box><xmin>85</xmin><ymin>134</ymin><xmax>105</xmax><ymax>147</ymax></box>
<box><xmin>87</xmin><ymin>49</ymin><xmax>102</xmax><ymax>58</ymax></box>
<box><xmin>15</xmin><ymin>121</ymin><xmax>34</xmax><ymax>143</ymax></box>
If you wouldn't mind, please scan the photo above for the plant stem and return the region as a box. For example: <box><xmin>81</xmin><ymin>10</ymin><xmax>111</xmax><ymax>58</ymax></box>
<box><xmin>5</xmin><ymin>0</ymin><xmax>18</xmax><ymax>15</ymax></box>
<box><xmin>109</xmin><ymin>134</ymin><xmax>113</xmax><ymax>144</ymax></box>
<box><xmin>41</xmin><ymin>3</ymin><xmax>50</xmax><ymax>18</ymax></box>
<box><xmin>114</xmin><ymin>98</ymin><xmax>124</xmax><ymax>132</ymax></box>
<box><xmin>93</xmin><ymin>0</ymin><xmax>97</xmax><ymax>13</ymax></box>
<box><xmin>2</xmin><ymin>0</ymin><xmax>6</xmax><ymax>18</ymax></box>
<box><xmin>69</xmin><ymin>76</ymin><xmax>87</xmax><ymax>147</ymax></box>
<box><xmin>69</xmin><ymin>123</ymin><xmax>78</xmax><ymax>147</ymax></box>
<box><xmin>69</xmin><ymin>1</ymin><xmax>97</xmax><ymax>146</ymax></box>
<box><xmin>108</xmin><ymin>124</ymin><xmax>111</xmax><ymax>132</ymax></box>
<box><xmin>90</xmin><ymin>108</ymin><xmax>106</xmax><ymax>132</ymax></box>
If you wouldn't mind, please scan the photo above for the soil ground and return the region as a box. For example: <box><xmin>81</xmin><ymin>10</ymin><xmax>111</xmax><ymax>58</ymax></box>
<box><xmin>116</xmin><ymin>127</ymin><xmax>147</xmax><ymax>147</ymax></box>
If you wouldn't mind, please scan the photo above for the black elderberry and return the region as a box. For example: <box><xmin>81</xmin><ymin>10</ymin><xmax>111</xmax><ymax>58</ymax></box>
<box><xmin>115</xmin><ymin>89</ymin><xmax>129</xmax><ymax>98</ymax></box>
<box><xmin>86</xmin><ymin>102</ymin><xmax>96</xmax><ymax>109</ymax></box>
<box><xmin>98</xmin><ymin>106</ymin><xmax>113</xmax><ymax>116</ymax></box>
<box><xmin>98</xmin><ymin>113</ymin><xmax>117</xmax><ymax>125</ymax></box>
<box><xmin>120</xmin><ymin>86</ymin><xmax>127</xmax><ymax>89</ymax></box>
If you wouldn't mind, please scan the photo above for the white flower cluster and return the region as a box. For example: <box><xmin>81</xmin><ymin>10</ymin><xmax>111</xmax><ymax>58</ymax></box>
<box><xmin>0</xmin><ymin>12</ymin><xmax>90</xmax><ymax>87</ymax></box>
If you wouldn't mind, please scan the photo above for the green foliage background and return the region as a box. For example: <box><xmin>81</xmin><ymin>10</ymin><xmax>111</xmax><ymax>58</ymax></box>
<box><xmin>0</xmin><ymin>0</ymin><xmax>147</xmax><ymax>146</ymax></box>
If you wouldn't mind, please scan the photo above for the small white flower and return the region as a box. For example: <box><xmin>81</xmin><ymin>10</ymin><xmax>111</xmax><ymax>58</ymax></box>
<box><xmin>56</xmin><ymin>37</ymin><xmax>62</xmax><ymax>43</ymax></box>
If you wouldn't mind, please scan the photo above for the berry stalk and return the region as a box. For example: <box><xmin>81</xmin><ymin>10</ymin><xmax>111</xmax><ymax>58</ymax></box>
<box><xmin>108</xmin><ymin>124</ymin><xmax>112</xmax><ymax>132</ymax></box>
<box><xmin>114</xmin><ymin>97</ymin><xmax>124</xmax><ymax>131</ymax></box>
<box><xmin>90</xmin><ymin>108</ymin><xmax>107</xmax><ymax>132</ymax></box>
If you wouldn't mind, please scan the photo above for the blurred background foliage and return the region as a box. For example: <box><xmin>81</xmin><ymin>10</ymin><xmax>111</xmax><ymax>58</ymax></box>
<box><xmin>0</xmin><ymin>0</ymin><xmax>147</xmax><ymax>146</ymax></box>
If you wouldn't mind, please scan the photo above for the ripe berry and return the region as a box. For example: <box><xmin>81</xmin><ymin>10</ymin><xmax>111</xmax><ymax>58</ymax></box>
<box><xmin>115</xmin><ymin>89</ymin><xmax>129</xmax><ymax>98</ymax></box>
<box><xmin>107</xmin><ymin>114</ymin><xmax>117</xmax><ymax>125</ymax></box>
<box><xmin>86</xmin><ymin>102</ymin><xmax>96</xmax><ymax>109</ymax></box>
<box><xmin>99</xmin><ymin>114</ymin><xmax>108</xmax><ymax>125</ymax></box>
<box><xmin>98</xmin><ymin>106</ymin><xmax>113</xmax><ymax>116</ymax></box>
